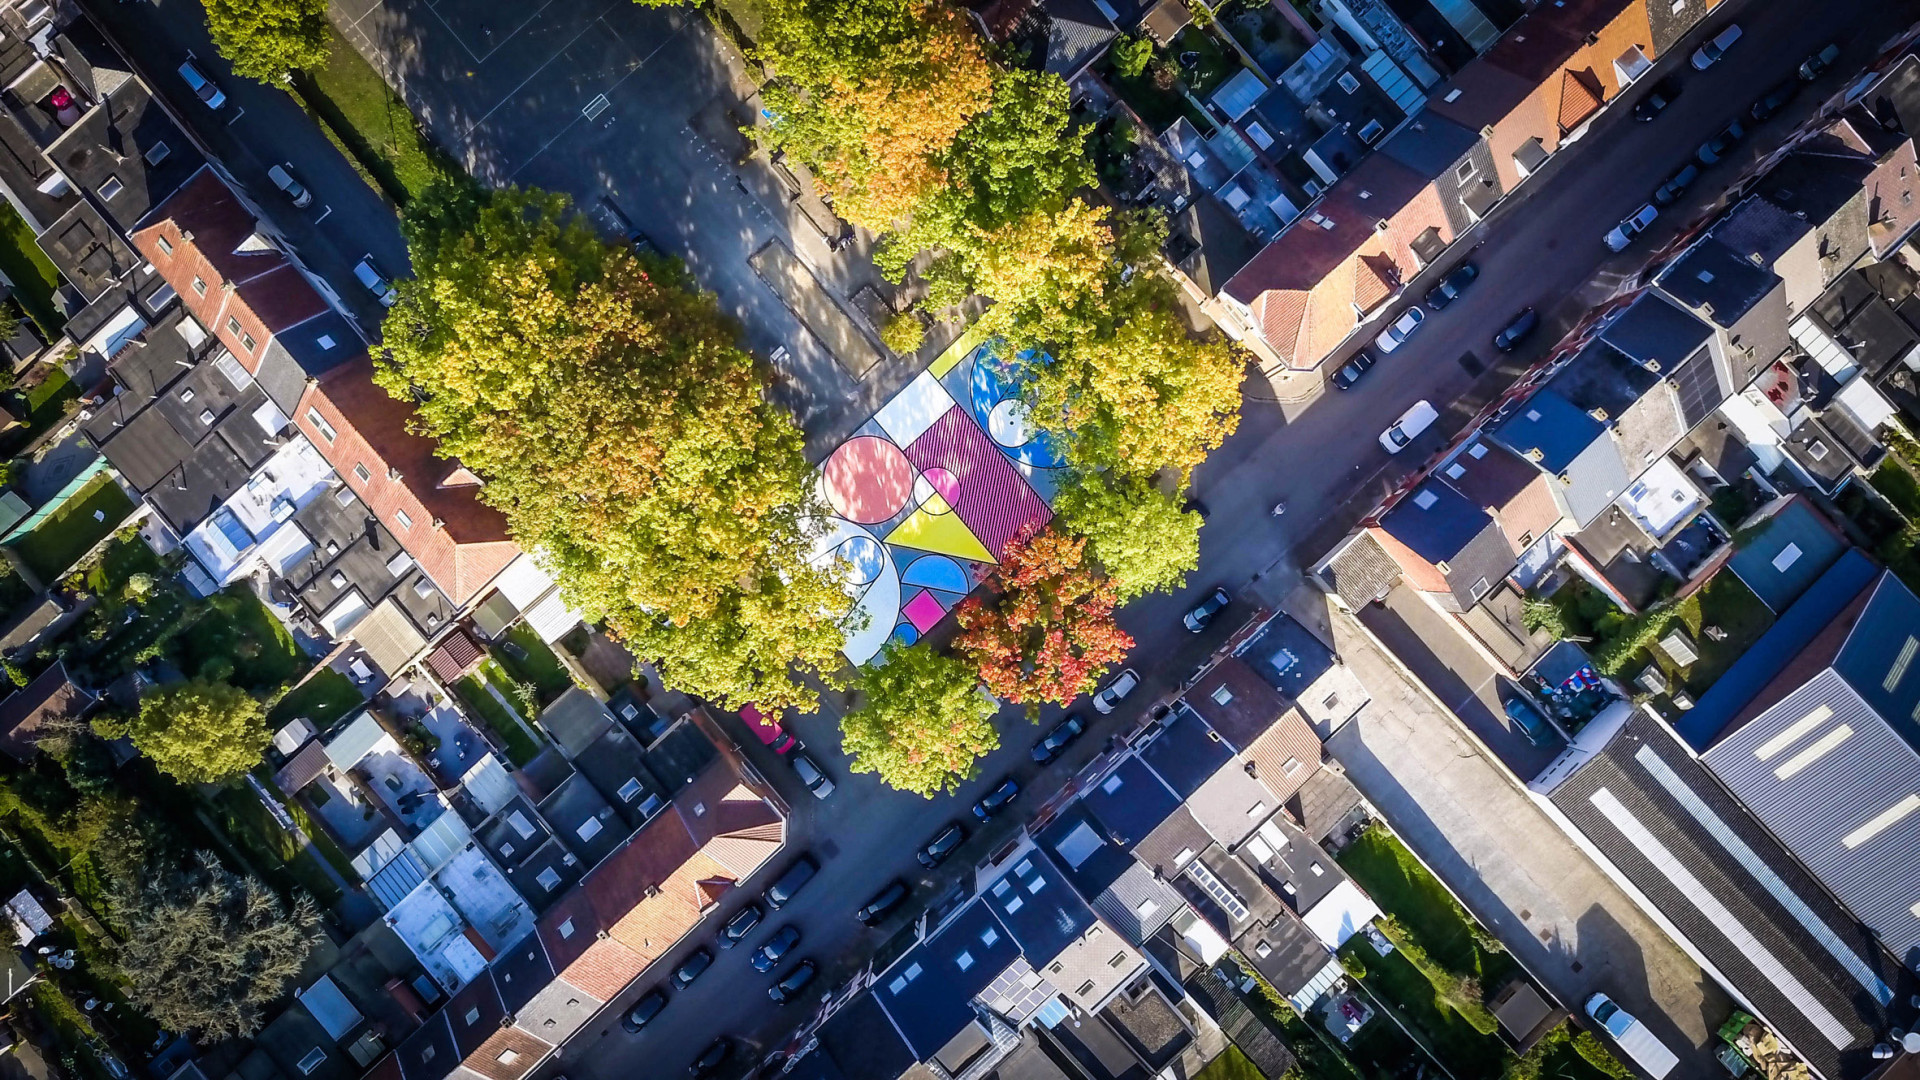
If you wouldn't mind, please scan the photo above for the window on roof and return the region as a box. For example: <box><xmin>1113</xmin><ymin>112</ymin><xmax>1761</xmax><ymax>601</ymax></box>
<box><xmin>226</xmin><ymin>317</ymin><xmax>241</xmax><ymax>336</ymax></box>
<box><xmin>297</xmin><ymin>1049</ymin><xmax>326</xmax><ymax>1075</ymax></box>
<box><xmin>178</xmin><ymin>387</ymin><xmax>194</xmax><ymax>403</ymax></box>
<box><xmin>99</xmin><ymin>176</ymin><xmax>124</xmax><ymax>201</ymax></box>
<box><xmin>354</xmin><ymin>463</ymin><xmax>371</xmax><ymax>483</ymax></box>
<box><xmin>1337</xmin><ymin>72</ymin><xmax>1360</xmax><ymax>94</ymax></box>
<box><xmin>317</xmin><ymin>333</ymin><xmax>336</xmax><ymax>350</ymax></box>
<box><xmin>145</xmin><ymin>141</ymin><xmax>170</xmax><ymax>165</ymax></box>
<box><xmin>395</xmin><ymin>509</ymin><xmax>412</xmax><ymax>530</ymax></box>
<box><xmin>1456</xmin><ymin>159</ymin><xmax>1475</xmax><ymax>183</ymax></box>
<box><xmin>191</xmin><ymin>277</ymin><xmax>206</xmax><ymax>296</ymax></box>
<box><xmin>558</xmin><ymin>918</ymin><xmax>576</xmax><ymax>938</ymax></box>
<box><xmin>1108</xmin><ymin>951</ymin><xmax>1129</xmax><ymax>968</ymax></box>
<box><xmin>241</xmin><ymin>333</ymin><xmax>256</xmax><ymax>353</ymax></box>
<box><xmin>1077</xmin><ymin>980</ymin><xmax>1096</xmax><ymax>997</ymax></box>
<box><xmin>1212</xmin><ymin>684</ymin><xmax>1233</xmax><ymax>705</ymax></box>
<box><xmin>306</xmin><ymin>408</ymin><xmax>336</xmax><ymax>442</ymax></box>
<box><xmin>464</xmin><ymin>1007</ymin><xmax>481</xmax><ymax>1025</ymax></box>
<box><xmin>617</xmin><ymin>777</ymin><xmax>643</xmax><ymax>802</ymax></box>
<box><xmin>156</xmin><ymin>235</ymin><xmax>174</xmax><ymax>255</ymax></box>
<box><xmin>577</xmin><ymin>817</ymin><xmax>602</xmax><ymax>842</ymax></box>
<box><xmin>199</xmin><ymin>409</ymin><xmax>215</xmax><ymax>425</ymax></box>
<box><xmin>497</xmin><ymin>1050</ymin><xmax>519</xmax><ymax>1066</ymax></box>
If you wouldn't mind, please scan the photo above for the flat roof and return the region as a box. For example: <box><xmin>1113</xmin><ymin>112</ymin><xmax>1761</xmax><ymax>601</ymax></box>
<box><xmin>1080</xmin><ymin>755</ymin><xmax>1180</xmax><ymax>848</ymax></box>
<box><xmin>980</xmin><ymin>849</ymin><xmax>1095</xmax><ymax>963</ymax></box>
<box><xmin>1728</xmin><ymin>497</ymin><xmax>1848</xmax><ymax>613</ymax></box>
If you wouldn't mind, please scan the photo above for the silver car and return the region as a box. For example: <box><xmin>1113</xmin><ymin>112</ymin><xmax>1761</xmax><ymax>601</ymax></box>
<box><xmin>790</xmin><ymin>752</ymin><xmax>834</xmax><ymax>799</ymax></box>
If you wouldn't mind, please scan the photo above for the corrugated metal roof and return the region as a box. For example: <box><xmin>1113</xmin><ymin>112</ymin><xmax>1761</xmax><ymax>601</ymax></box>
<box><xmin>324</xmin><ymin>712</ymin><xmax>386</xmax><ymax>770</ymax></box>
<box><xmin>460</xmin><ymin>755</ymin><xmax>518</xmax><ymax>816</ymax></box>
<box><xmin>370</xmin><ymin>850</ymin><xmax>427</xmax><ymax>911</ymax></box>
<box><xmin>1703</xmin><ymin>668</ymin><xmax>1920</xmax><ymax>975</ymax></box>
<box><xmin>424</xmin><ymin>630</ymin><xmax>482</xmax><ymax>684</ymax></box>
<box><xmin>1085</xmin><ymin>860</ymin><xmax>1180</xmax><ymax>945</ymax></box>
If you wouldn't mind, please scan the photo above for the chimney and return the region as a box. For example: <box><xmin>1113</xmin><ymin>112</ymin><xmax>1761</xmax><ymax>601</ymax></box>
<box><xmin>1526</xmin><ymin>447</ymin><xmax>1544</xmax><ymax>462</ymax></box>
<box><xmin>1588</xmin><ymin>407</ymin><xmax>1609</xmax><ymax>422</ymax></box>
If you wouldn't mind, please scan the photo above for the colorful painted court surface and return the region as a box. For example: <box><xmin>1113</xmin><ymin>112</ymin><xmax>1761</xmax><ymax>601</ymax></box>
<box><xmin>811</xmin><ymin>333</ymin><xmax>1066</xmax><ymax>665</ymax></box>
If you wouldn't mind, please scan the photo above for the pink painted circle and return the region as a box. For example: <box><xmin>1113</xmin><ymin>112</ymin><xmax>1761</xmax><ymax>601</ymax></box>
<box><xmin>822</xmin><ymin>435</ymin><xmax>913</xmax><ymax>524</ymax></box>
<box><xmin>923</xmin><ymin>467</ymin><xmax>960</xmax><ymax>504</ymax></box>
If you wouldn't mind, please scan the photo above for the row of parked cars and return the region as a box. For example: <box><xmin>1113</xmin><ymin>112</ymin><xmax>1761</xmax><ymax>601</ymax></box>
<box><xmin>1606</xmin><ymin>33</ymin><xmax>1839</xmax><ymax>252</ymax></box>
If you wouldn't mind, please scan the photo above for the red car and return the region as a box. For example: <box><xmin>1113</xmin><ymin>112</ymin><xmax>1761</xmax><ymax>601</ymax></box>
<box><xmin>741</xmin><ymin>704</ymin><xmax>797</xmax><ymax>754</ymax></box>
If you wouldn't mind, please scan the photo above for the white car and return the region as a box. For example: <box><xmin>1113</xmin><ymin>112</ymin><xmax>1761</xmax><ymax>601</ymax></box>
<box><xmin>1092</xmin><ymin>668</ymin><xmax>1139</xmax><ymax>714</ymax></box>
<box><xmin>1372</xmin><ymin>307</ymin><xmax>1426</xmax><ymax>353</ymax></box>
<box><xmin>1585</xmin><ymin>994</ymin><xmax>1679</xmax><ymax>1078</ymax></box>
<box><xmin>1603</xmin><ymin>203</ymin><xmax>1658</xmax><ymax>252</ymax></box>
<box><xmin>177</xmin><ymin>60</ymin><xmax>225</xmax><ymax>109</ymax></box>
<box><xmin>1379</xmin><ymin>399</ymin><xmax>1438</xmax><ymax>454</ymax></box>
<box><xmin>1690</xmin><ymin>23</ymin><xmax>1742</xmax><ymax>70</ymax></box>
<box><xmin>267</xmin><ymin>164</ymin><xmax>312</xmax><ymax>208</ymax></box>
<box><xmin>354</xmin><ymin>257</ymin><xmax>397</xmax><ymax>307</ymax></box>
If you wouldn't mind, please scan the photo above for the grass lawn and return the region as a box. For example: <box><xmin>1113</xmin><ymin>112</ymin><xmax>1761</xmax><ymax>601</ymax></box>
<box><xmin>1</xmin><ymin>366</ymin><xmax>78</xmax><ymax>455</ymax></box>
<box><xmin>8</xmin><ymin>471</ymin><xmax>134</xmax><ymax>581</ymax></box>
<box><xmin>81</xmin><ymin>530</ymin><xmax>161</xmax><ymax>596</ymax></box>
<box><xmin>208</xmin><ymin>785</ymin><xmax>344</xmax><ymax>907</ymax></box>
<box><xmin>1192</xmin><ymin>1046</ymin><xmax>1263</xmax><ymax>1080</ymax></box>
<box><xmin>1171</xmin><ymin>26</ymin><xmax>1237</xmax><ymax>96</ymax></box>
<box><xmin>177</xmin><ymin>587</ymin><xmax>308</xmax><ymax>692</ymax></box>
<box><xmin>269</xmin><ymin>669</ymin><xmax>365</xmax><ymax>731</ymax></box>
<box><xmin>1869</xmin><ymin>460</ymin><xmax>1920</xmax><ymax>521</ymax></box>
<box><xmin>456</xmin><ymin>673</ymin><xmax>542</xmax><ymax>765</ymax></box>
<box><xmin>495</xmin><ymin>624</ymin><xmax>575</xmax><ymax>704</ymax></box>
<box><xmin>292</xmin><ymin>26</ymin><xmax>467</xmax><ymax>207</ymax></box>
<box><xmin>1641</xmin><ymin>573</ymin><xmax>1772</xmax><ymax>714</ymax></box>
<box><xmin>1338</xmin><ymin>826</ymin><xmax>1515</xmax><ymax>984</ymax></box>
<box><xmin>1345</xmin><ymin>946</ymin><xmax>1512</xmax><ymax>1080</ymax></box>
<box><xmin>1098</xmin><ymin>54</ymin><xmax>1215</xmax><ymax>135</ymax></box>
<box><xmin>0</xmin><ymin>201</ymin><xmax>63</xmax><ymax>335</ymax></box>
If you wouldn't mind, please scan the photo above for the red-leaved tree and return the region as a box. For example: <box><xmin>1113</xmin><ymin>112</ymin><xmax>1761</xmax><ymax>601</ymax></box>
<box><xmin>954</xmin><ymin>526</ymin><xmax>1134</xmax><ymax>714</ymax></box>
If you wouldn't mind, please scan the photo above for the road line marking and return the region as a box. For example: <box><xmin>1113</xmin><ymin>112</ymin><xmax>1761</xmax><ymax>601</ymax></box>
<box><xmin>225</xmin><ymin>107</ymin><xmax>245</xmax><ymax>125</ymax></box>
<box><xmin>314</xmin><ymin>205</ymin><xmax>333</xmax><ymax>224</ymax></box>
<box><xmin>498</xmin><ymin>21</ymin><xmax>682</xmax><ymax>182</ymax></box>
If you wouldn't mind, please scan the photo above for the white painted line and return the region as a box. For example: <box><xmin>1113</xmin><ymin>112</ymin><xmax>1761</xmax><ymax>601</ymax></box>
<box><xmin>225</xmin><ymin>107</ymin><xmax>245</xmax><ymax>125</ymax></box>
<box><xmin>314</xmin><ymin>205</ymin><xmax>333</xmax><ymax>224</ymax></box>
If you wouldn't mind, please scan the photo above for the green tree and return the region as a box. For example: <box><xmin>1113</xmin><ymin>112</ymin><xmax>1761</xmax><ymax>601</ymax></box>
<box><xmin>201</xmin><ymin>0</ymin><xmax>329</xmax><ymax>83</ymax></box>
<box><xmin>1111</xmin><ymin>35</ymin><xmax>1154</xmax><ymax>78</ymax></box>
<box><xmin>1053</xmin><ymin>473</ymin><xmax>1201</xmax><ymax>601</ymax></box>
<box><xmin>381</xmin><ymin>188</ymin><xmax>847</xmax><ymax>711</ymax></box>
<box><xmin>94</xmin><ymin>680</ymin><xmax>269</xmax><ymax>784</ymax></box>
<box><xmin>112</xmin><ymin>852</ymin><xmax>319</xmax><ymax>1041</ymax></box>
<box><xmin>841</xmin><ymin>641</ymin><xmax>999</xmax><ymax>796</ymax></box>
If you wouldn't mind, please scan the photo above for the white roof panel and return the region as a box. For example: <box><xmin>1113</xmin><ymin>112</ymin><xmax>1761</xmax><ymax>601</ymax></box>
<box><xmin>298</xmin><ymin>975</ymin><xmax>363</xmax><ymax>1041</ymax></box>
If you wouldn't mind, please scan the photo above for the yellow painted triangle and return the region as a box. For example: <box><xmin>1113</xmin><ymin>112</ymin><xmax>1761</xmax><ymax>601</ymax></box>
<box><xmin>924</xmin><ymin>491</ymin><xmax>953</xmax><ymax>515</ymax></box>
<box><xmin>888</xmin><ymin>504</ymin><xmax>995</xmax><ymax>563</ymax></box>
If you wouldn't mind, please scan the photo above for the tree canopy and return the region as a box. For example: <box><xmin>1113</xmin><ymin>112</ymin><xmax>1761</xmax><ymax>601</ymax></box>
<box><xmin>381</xmin><ymin>188</ymin><xmax>847</xmax><ymax>711</ymax></box>
<box><xmin>94</xmin><ymin>680</ymin><xmax>269</xmax><ymax>784</ymax></box>
<box><xmin>1052</xmin><ymin>472</ymin><xmax>1201</xmax><ymax>601</ymax></box>
<box><xmin>841</xmin><ymin>641</ymin><xmax>1000</xmax><ymax>796</ymax></box>
<box><xmin>756</xmin><ymin>0</ymin><xmax>994</xmax><ymax>229</ymax></box>
<box><xmin>954</xmin><ymin>527</ymin><xmax>1133</xmax><ymax>713</ymax></box>
<box><xmin>201</xmin><ymin>0</ymin><xmax>330</xmax><ymax>82</ymax></box>
<box><xmin>112</xmin><ymin>852</ymin><xmax>319</xmax><ymax>1041</ymax></box>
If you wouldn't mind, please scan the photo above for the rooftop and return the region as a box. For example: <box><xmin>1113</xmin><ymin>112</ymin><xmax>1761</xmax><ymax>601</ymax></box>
<box><xmin>1727</xmin><ymin>496</ymin><xmax>1849</xmax><ymax>613</ymax></box>
<box><xmin>1659</xmin><ymin>236</ymin><xmax>1783</xmax><ymax>329</ymax></box>
<box><xmin>872</xmin><ymin>899</ymin><xmax>1022</xmax><ymax>1059</ymax></box>
<box><xmin>1137</xmin><ymin>708</ymin><xmax>1234</xmax><ymax>799</ymax></box>
<box><xmin>1077</xmin><ymin>755</ymin><xmax>1180</xmax><ymax>849</ymax></box>
<box><xmin>1181</xmin><ymin>657</ymin><xmax>1290</xmax><ymax>753</ymax></box>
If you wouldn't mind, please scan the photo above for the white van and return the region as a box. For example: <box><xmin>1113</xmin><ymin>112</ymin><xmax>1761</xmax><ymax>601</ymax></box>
<box><xmin>1586</xmin><ymin>994</ymin><xmax>1679</xmax><ymax>1079</ymax></box>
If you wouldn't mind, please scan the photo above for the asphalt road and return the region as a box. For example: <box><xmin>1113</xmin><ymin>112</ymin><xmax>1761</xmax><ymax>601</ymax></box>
<box><xmin>77</xmin><ymin>0</ymin><xmax>410</xmax><ymax>339</ymax></box>
<box><xmin>555</xmin><ymin>0</ymin><xmax>1920</xmax><ymax>1074</ymax></box>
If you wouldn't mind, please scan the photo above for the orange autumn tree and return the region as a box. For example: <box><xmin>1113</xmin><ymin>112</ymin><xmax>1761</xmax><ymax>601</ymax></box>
<box><xmin>954</xmin><ymin>526</ymin><xmax>1134</xmax><ymax>715</ymax></box>
<box><xmin>756</xmin><ymin>0</ymin><xmax>993</xmax><ymax>229</ymax></box>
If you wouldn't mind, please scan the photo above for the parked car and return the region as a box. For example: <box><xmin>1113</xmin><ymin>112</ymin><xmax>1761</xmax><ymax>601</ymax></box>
<box><xmin>353</xmin><ymin>257</ymin><xmax>397</xmax><ymax>306</ymax></box>
<box><xmin>790</xmin><ymin>752</ymin><xmax>835</xmax><ymax>799</ymax></box>
<box><xmin>1031</xmin><ymin>715</ymin><xmax>1086</xmax><ymax>766</ymax></box>
<box><xmin>1502</xmin><ymin>695</ymin><xmax>1560</xmax><ymax>747</ymax></box>
<box><xmin>1492</xmin><ymin>308</ymin><xmax>1539</xmax><ymax>352</ymax></box>
<box><xmin>620</xmin><ymin>989</ymin><xmax>668</xmax><ymax>1033</ymax></box>
<box><xmin>768</xmin><ymin>961</ymin><xmax>818</xmax><ymax>1005</ymax></box>
<box><xmin>1632</xmin><ymin>75</ymin><xmax>1682</xmax><ymax>121</ymax></box>
<box><xmin>717</xmin><ymin>903</ymin><xmax>764</xmax><ymax>950</ymax></box>
<box><xmin>267</xmin><ymin>164</ymin><xmax>312</xmax><ymax>208</ymax></box>
<box><xmin>1799</xmin><ymin>43</ymin><xmax>1841</xmax><ymax>81</ymax></box>
<box><xmin>1651</xmin><ymin>162</ymin><xmax>1700</xmax><ymax>206</ymax></box>
<box><xmin>971</xmin><ymin>777</ymin><xmax>1020</xmax><ymax>822</ymax></box>
<box><xmin>671</xmin><ymin>948</ymin><xmax>714</xmax><ymax>989</ymax></box>
<box><xmin>177</xmin><ymin>59</ymin><xmax>225</xmax><ymax>108</ymax></box>
<box><xmin>1690</xmin><ymin>23</ymin><xmax>1742</xmax><ymax>70</ymax></box>
<box><xmin>1586</xmin><ymin>994</ymin><xmax>1679</xmax><ymax>1079</ymax></box>
<box><xmin>1182</xmin><ymin>586</ymin><xmax>1231</xmax><ymax>633</ymax></box>
<box><xmin>1093</xmin><ymin>668</ymin><xmax>1140</xmax><ymax>714</ymax></box>
<box><xmin>1372</xmin><ymin>307</ymin><xmax>1426</xmax><ymax>353</ymax></box>
<box><xmin>1378</xmin><ymin>400</ymin><xmax>1438</xmax><ymax>454</ymax></box>
<box><xmin>855</xmin><ymin>880</ymin><xmax>909</xmax><ymax>925</ymax></box>
<box><xmin>741</xmin><ymin>703</ymin><xmax>797</xmax><ymax>754</ymax></box>
<box><xmin>1603</xmin><ymin>204</ymin><xmax>1658</xmax><ymax>252</ymax></box>
<box><xmin>750</xmin><ymin>925</ymin><xmax>801</xmax><ymax>973</ymax></box>
<box><xmin>917</xmin><ymin>821</ymin><xmax>968</xmax><ymax>867</ymax></box>
<box><xmin>1695</xmin><ymin>119</ymin><xmax>1747</xmax><ymax>165</ymax></box>
<box><xmin>1423</xmin><ymin>262</ymin><xmax>1479</xmax><ymax>310</ymax></box>
<box><xmin>689</xmin><ymin>1039</ymin><xmax>732</xmax><ymax>1078</ymax></box>
<box><xmin>1330</xmin><ymin>350</ymin><xmax>1377</xmax><ymax>391</ymax></box>
<box><xmin>1750</xmin><ymin>79</ymin><xmax>1800</xmax><ymax>121</ymax></box>
<box><xmin>764</xmin><ymin>855</ymin><xmax>818</xmax><ymax>909</ymax></box>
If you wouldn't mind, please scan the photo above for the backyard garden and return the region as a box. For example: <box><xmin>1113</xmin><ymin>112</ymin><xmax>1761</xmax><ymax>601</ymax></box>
<box><xmin>452</xmin><ymin>656</ymin><xmax>548</xmax><ymax>766</ymax></box>
<box><xmin>1098</xmin><ymin>31</ymin><xmax>1222</xmax><ymax>135</ymax></box>
<box><xmin>7</xmin><ymin>470</ymin><xmax>134</xmax><ymax>584</ymax></box>
<box><xmin>1212</xmin><ymin>0</ymin><xmax>1314</xmax><ymax>78</ymax></box>
<box><xmin>0</xmin><ymin>202</ymin><xmax>64</xmax><ymax>337</ymax></box>
<box><xmin>1855</xmin><ymin>428</ymin><xmax>1920</xmax><ymax>591</ymax></box>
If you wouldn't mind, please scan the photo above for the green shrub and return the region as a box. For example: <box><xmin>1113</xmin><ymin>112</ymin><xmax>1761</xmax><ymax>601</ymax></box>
<box><xmin>1374</xmin><ymin>916</ymin><xmax>1500</xmax><ymax>1035</ymax></box>
<box><xmin>881</xmin><ymin>312</ymin><xmax>926</xmax><ymax>354</ymax></box>
<box><xmin>1338</xmin><ymin>950</ymin><xmax>1366</xmax><ymax>979</ymax></box>
<box><xmin>1112</xmin><ymin>35</ymin><xmax>1154</xmax><ymax>77</ymax></box>
<box><xmin>1572</xmin><ymin>1031</ymin><xmax>1632</xmax><ymax>1080</ymax></box>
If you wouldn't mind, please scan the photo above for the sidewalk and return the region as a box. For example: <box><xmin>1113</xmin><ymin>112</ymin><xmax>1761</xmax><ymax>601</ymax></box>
<box><xmin>1291</xmin><ymin>586</ymin><xmax>1732</xmax><ymax>1072</ymax></box>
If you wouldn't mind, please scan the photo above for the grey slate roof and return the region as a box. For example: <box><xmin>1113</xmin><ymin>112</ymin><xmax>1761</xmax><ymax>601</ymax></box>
<box><xmin>870</xmin><ymin>900</ymin><xmax>1020</xmax><ymax>1059</ymax></box>
<box><xmin>1597</xmin><ymin>292</ymin><xmax>1713</xmax><ymax>374</ymax></box>
<box><xmin>1727</xmin><ymin>496</ymin><xmax>1848</xmax><ymax>612</ymax></box>
<box><xmin>1491</xmin><ymin>390</ymin><xmax>1632</xmax><ymax>528</ymax></box>
<box><xmin>1702</xmin><ymin>668</ymin><xmax>1920</xmax><ymax>971</ymax></box>
<box><xmin>1322</xmin><ymin>531</ymin><xmax>1401</xmax><ymax>609</ymax></box>
<box><xmin>1040</xmin><ymin>0</ymin><xmax>1117</xmax><ymax>78</ymax></box>
<box><xmin>1547</xmin><ymin>712</ymin><xmax>1899</xmax><ymax>1080</ymax></box>
<box><xmin>1546</xmin><ymin>340</ymin><xmax>1686</xmax><ymax>477</ymax></box>
<box><xmin>1659</xmin><ymin>236</ymin><xmax>1782</xmax><ymax>329</ymax></box>
<box><xmin>1080</xmin><ymin>754</ymin><xmax>1181</xmax><ymax>848</ymax></box>
<box><xmin>1131</xmin><ymin>804</ymin><xmax>1213</xmax><ymax>879</ymax></box>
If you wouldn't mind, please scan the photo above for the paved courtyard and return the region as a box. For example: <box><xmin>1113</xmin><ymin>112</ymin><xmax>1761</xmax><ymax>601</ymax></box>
<box><xmin>327</xmin><ymin>0</ymin><xmax>941</xmax><ymax>456</ymax></box>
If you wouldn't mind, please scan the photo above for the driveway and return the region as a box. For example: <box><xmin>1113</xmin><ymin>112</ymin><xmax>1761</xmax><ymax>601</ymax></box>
<box><xmin>1314</xmin><ymin>590</ymin><xmax>1734</xmax><ymax>1074</ymax></box>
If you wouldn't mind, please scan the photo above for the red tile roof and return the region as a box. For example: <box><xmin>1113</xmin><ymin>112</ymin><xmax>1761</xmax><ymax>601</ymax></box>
<box><xmin>297</xmin><ymin>359</ymin><xmax>518</xmax><ymax>604</ymax></box>
<box><xmin>1867</xmin><ymin>138</ymin><xmax>1920</xmax><ymax>256</ymax></box>
<box><xmin>1243</xmin><ymin>708</ymin><xmax>1324</xmax><ymax>805</ymax></box>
